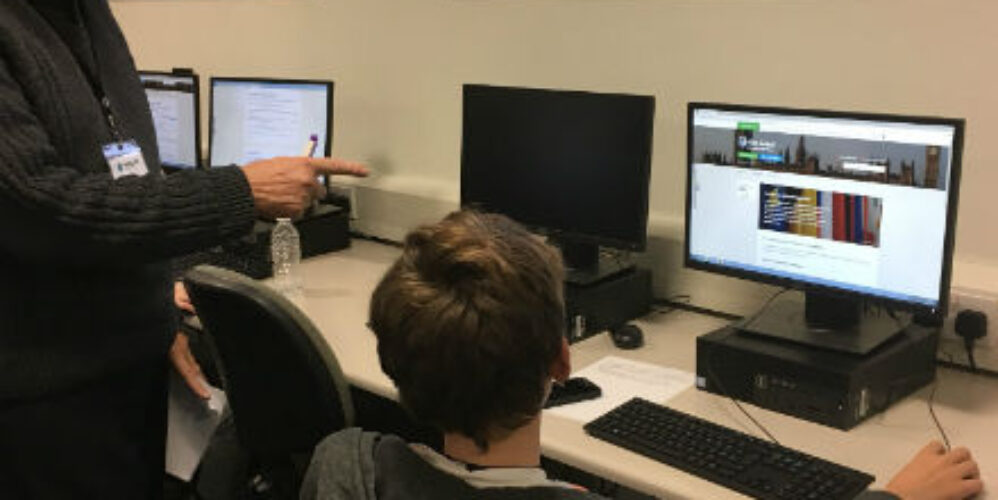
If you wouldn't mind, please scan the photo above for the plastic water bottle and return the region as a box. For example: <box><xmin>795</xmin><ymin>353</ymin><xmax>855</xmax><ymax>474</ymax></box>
<box><xmin>270</xmin><ymin>218</ymin><xmax>302</xmax><ymax>296</ymax></box>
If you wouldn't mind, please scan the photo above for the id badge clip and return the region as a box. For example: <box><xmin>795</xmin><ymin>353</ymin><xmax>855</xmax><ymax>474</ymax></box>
<box><xmin>102</xmin><ymin>140</ymin><xmax>149</xmax><ymax>179</ymax></box>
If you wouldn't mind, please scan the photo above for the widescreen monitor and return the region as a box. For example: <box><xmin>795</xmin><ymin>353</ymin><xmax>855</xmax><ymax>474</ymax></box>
<box><xmin>461</xmin><ymin>84</ymin><xmax>654</xmax><ymax>278</ymax></box>
<box><xmin>686</xmin><ymin>103</ymin><xmax>963</xmax><ymax>349</ymax></box>
<box><xmin>209</xmin><ymin>78</ymin><xmax>332</xmax><ymax>167</ymax></box>
<box><xmin>138</xmin><ymin>71</ymin><xmax>200</xmax><ymax>170</ymax></box>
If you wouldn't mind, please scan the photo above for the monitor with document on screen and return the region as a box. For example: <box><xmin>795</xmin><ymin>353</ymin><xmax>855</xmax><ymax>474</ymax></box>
<box><xmin>208</xmin><ymin>78</ymin><xmax>332</xmax><ymax>168</ymax></box>
<box><xmin>139</xmin><ymin>71</ymin><xmax>200</xmax><ymax>170</ymax></box>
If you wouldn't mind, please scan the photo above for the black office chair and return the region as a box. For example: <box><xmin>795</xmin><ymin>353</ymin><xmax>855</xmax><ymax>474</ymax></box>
<box><xmin>183</xmin><ymin>265</ymin><xmax>355</xmax><ymax>499</ymax></box>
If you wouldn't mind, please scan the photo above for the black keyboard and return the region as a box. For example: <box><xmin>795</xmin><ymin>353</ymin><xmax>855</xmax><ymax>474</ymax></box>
<box><xmin>584</xmin><ymin>398</ymin><xmax>874</xmax><ymax>500</ymax></box>
<box><xmin>173</xmin><ymin>221</ymin><xmax>277</xmax><ymax>280</ymax></box>
<box><xmin>174</xmin><ymin>242</ymin><xmax>272</xmax><ymax>280</ymax></box>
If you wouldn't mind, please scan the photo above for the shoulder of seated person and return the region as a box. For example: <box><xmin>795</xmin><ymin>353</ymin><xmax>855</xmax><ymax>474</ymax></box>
<box><xmin>315</xmin><ymin>428</ymin><xmax>383</xmax><ymax>458</ymax></box>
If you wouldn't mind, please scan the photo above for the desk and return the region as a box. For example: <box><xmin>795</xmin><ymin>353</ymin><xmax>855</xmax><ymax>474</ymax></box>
<box><xmin>292</xmin><ymin>239</ymin><xmax>996</xmax><ymax>499</ymax></box>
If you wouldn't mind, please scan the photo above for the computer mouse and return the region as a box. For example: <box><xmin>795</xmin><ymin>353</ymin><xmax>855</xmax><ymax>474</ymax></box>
<box><xmin>610</xmin><ymin>323</ymin><xmax>644</xmax><ymax>350</ymax></box>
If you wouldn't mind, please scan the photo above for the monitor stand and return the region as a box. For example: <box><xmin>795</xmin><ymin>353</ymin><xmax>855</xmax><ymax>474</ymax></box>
<box><xmin>738</xmin><ymin>291</ymin><xmax>909</xmax><ymax>355</ymax></box>
<box><xmin>559</xmin><ymin>241</ymin><xmax>634</xmax><ymax>286</ymax></box>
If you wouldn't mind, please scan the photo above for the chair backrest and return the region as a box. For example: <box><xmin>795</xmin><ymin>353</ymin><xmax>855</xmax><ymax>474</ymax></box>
<box><xmin>183</xmin><ymin>265</ymin><xmax>354</xmax><ymax>459</ymax></box>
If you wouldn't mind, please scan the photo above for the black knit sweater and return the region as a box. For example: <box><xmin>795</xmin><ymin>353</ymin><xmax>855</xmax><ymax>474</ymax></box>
<box><xmin>0</xmin><ymin>0</ymin><xmax>256</xmax><ymax>401</ymax></box>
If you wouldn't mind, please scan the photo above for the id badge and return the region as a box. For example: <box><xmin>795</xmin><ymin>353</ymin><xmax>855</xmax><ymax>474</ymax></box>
<box><xmin>102</xmin><ymin>140</ymin><xmax>149</xmax><ymax>179</ymax></box>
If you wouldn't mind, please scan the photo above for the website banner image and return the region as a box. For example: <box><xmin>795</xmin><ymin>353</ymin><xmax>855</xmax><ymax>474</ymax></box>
<box><xmin>694</xmin><ymin>126</ymin><xmax>950</xmax><ymax>191</ymax></box>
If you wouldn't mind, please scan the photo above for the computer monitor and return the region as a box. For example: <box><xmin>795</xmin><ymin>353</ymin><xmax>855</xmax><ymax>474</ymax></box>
<box><xmin>461</xmin><ymin>84</ymin><xmax>655</xmax><ymax>283</ymax></box>
<box><xmin>209</xmin><ymin>77</ymin><xmax>332</xmax><ymax>167</ymax></box>
<box><xmin>138</xmin><ymin>71</ymin><xmax>200</xmax><ymax>170</ymax></box>
<box><xmin>686</xmin><ymin>103</ymin><xmax>963</xmax><ymax>353</ymax></box>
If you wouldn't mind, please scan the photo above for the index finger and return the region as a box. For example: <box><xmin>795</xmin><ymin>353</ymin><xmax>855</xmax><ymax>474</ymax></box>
<box><xmin>307</xmin><ymin>157</ymin><xmax>369</xmax><ymax>177</ymax></box>
<box><xmin>920</xmin><ymin>440</ymin><xmax>947</xmax><ymax>457</ymax></box>
<box><xmin>946</xmin><ymin>447</ymin><xmax>973</xmax><ymax>465</ymax></box>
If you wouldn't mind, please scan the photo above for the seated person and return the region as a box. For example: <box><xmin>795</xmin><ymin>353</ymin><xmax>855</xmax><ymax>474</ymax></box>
<box><xmin>302</xmin><ymin>210</ymin><xmax>598</xmax><ymax>499</ymax></box>
<box><xmin>301</xmin><ymin>210</ymin><xmax>983</xmax><ymax>500</ymax></box>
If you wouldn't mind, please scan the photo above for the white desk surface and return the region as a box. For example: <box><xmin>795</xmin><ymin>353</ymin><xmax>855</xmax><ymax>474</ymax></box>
<box><xmin>292</xmin><ymin>239</ymin><xmax>996</xmax><ymax>499</ymax></box>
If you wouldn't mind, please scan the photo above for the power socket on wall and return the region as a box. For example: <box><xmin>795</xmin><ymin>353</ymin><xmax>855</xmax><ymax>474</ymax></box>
<box><xmin>942</xmin><ymin>286</ymin><xmax>998</xmax><ymax>349</ymax></box>
<box><xmin>326</xmin><ymin>182</ymin><xmax>359</xmax><ymax>221</ymax></box>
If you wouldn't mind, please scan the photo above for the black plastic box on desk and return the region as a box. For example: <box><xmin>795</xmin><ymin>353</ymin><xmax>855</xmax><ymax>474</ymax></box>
<box><xmin>294</xmin><ymin>203</ymin><xmax>351</xmax><ymax>257</ymax></box>
<box><xmin>176</xmin><ymin>204</ymin><xmax>351</xmax><ymax>280</ymax></box>
<box><xmin>564</xmin><ymin>267</ymin><xmax>652</xmax><ymax>343</ymax></box>
<box><xmin>696</xmin><ymin>323</ymin><xmax>938</xmax><ymax>430</ymax></box>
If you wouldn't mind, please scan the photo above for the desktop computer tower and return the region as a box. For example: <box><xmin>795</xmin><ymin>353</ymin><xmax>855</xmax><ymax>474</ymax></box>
<box><xmin>244</xmin><ymin>203</ymin><xmax>350</xmax><ymax>262</ymax></box>
<box><xmin>177</xmin><ymin>204</ymin><xmax>351</xmax><ymax>280</ymax></box>
<box><xmin>295</xmin><ymin>204</ymin><xmax>351</xmax><ymax>257</ymax></box>
<box><xmin>564</xmin><ymin>267</ymin><xmax>652</xmax><ymax>343</ymax></box>
<box><xmin>696</xmin><ymin>323</ymin><xmax>938</xmax><ymax>430</ymax></box>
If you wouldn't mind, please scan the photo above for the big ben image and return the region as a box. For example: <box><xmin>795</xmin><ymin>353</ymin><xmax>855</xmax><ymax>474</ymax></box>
<box><xmin>925</xmin><ymin>146</ymin><xmax>940</xmax><ymax>189</ymax></box>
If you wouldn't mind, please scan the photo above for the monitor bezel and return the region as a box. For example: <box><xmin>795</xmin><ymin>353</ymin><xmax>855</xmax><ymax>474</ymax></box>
<box><xmin>684</xmin><ymin>102</ymin><xmax>964</xmax><ymax>317</ymax></box>
<box><xmin>138</xmin><ymin>70</ymin><xmax>202</xmax><ymax>170</ymax></box>
<box><xmin>460</xmin><ymin>83</ymin><xmax>655</xmax><ymax>253</ymax></box>
<box><xmin>208</xmin><ymin>77</ymin><xmax>334</xmax><ymax>167</ymax></box>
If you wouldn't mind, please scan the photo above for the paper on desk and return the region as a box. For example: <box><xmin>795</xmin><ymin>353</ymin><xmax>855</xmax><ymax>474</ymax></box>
<box><xmin>165</xmin><ymin>373</ymin><xmax>227</xmax><ymax>481</ymax></box>
<box><xmin>546</xmin><ymin>356</ymin><xmax>695</xmax><ymax>423</ymax></box>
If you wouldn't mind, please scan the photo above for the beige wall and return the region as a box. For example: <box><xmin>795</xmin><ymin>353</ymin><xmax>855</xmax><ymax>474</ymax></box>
<box><xmin>111</xmin><ymin>0</ymin><xmax>997</xmax><ymax>312</ymax></box>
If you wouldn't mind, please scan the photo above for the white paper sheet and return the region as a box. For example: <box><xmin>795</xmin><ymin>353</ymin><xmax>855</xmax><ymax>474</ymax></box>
<box><xmin>545</xmin><ymin>355</ymin><xmax>695</xmax><ymax>423</ymax></box>
<box><xmin>165</xmin><ymin>373</ymin><xmax>227</xmax><ymax>481</ymax></box>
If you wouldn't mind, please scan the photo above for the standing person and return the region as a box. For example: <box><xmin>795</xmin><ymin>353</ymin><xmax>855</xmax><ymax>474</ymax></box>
<box><xmin>0</xmin><ymin>0</ymin><xmax>367</xmax><ymax>498</ymax></box>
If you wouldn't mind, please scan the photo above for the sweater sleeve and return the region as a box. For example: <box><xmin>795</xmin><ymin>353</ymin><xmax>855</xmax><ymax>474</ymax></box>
<box><xmin>0</xmin><ymin>57</ymin><xmax>255</xmax><ymax>266</ymax></box>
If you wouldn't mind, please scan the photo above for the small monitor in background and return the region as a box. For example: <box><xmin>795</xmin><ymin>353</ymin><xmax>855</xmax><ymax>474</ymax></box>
<box><xmin>209</xmin><ymin>78</ymin><xmax>333</xmax><ymax>168</ymax></box>
<box><xmin>139</xmin><ymin>70</ymin><xmax>200</xmax><ymax>171</ymax></box>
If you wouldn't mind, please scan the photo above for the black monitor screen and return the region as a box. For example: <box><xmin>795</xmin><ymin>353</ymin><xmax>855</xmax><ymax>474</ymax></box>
<box><xmin>461</xmin><ymin>84</ymin><xmax>654</xmax><ymax>251</ymax></box>
<box><xmin>686</xmin><ymin>103</ymin><xmax>963</xmax><ymax>315</ymax></box>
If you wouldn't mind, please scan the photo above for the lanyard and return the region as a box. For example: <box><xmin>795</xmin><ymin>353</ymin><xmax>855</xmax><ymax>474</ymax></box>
<box><xmin>97</xmin><ymin>95</ymin><xmax>124</xmax><ymax>142</ymax></box>
<box><xmin>70</xmin><ymin>7</ymin><xmax>124</xmax><ymax>143</ymax></box>
<box><xmin>83</xmin><ymin>64</ymin><xmax>124</xmax><ymax>143</ymax></box>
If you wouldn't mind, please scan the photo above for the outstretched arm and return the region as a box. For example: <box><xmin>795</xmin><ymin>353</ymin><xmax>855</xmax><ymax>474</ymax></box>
<box><xmin>0</xmin><ymin>58</ymin><xmax>255</xmax><ymax>266</ymax></box>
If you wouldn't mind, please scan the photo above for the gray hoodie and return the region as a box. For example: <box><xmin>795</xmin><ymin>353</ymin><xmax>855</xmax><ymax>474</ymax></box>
<box><xmin>300</xmin><ymin>428</ymin><xmax>606</xmax><ymax>500</ymax></box>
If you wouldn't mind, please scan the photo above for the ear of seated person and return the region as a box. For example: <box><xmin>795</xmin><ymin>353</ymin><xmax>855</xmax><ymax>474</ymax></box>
<box><xmin>300</xmin><ymin>210</ymin><xmax>603</xmax><ymax>499</ymax></box>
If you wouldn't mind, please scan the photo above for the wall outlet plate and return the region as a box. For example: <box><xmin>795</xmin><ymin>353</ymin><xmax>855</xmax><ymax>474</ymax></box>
<box><xmin>943</xmin><ymin>286</ymin><xmax>998</xmax><ymax>349</ymax></box>
<box><xmin>327</xmin><ymin>182</ymin><xmax>359</xmax><ymax>221</ymax></box>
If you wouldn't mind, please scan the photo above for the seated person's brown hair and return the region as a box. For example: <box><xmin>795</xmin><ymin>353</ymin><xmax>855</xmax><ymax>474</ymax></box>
<box><xmin>369</xmin><ymin>210</ymin><xmax>565</xmax><ymax>450</ymax></box>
